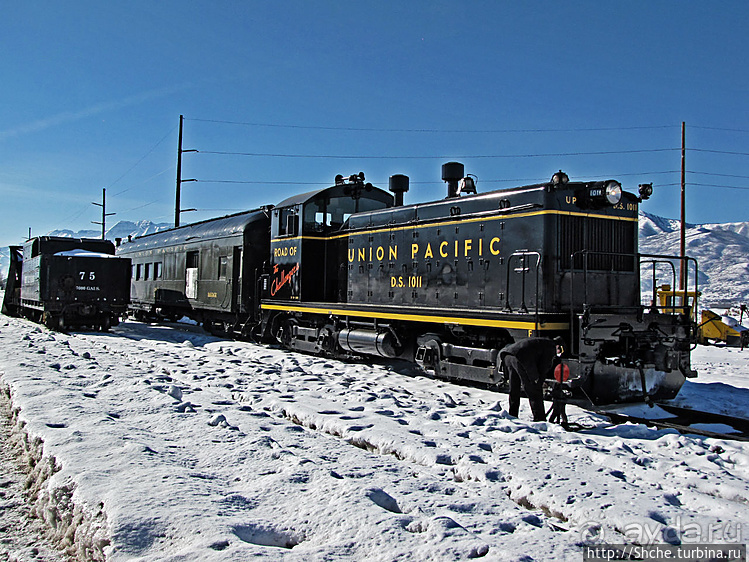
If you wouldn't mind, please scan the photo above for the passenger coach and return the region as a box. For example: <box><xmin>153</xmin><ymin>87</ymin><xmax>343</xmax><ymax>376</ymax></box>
<box><xmin>117</xmin><ymin>208</ymin><xmax>271</xmax><ymax>334</ymax></box>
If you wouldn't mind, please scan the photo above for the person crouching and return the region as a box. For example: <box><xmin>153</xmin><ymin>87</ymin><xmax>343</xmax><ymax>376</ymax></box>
<box><xmin>499</xmin><ymin>337</ymin><xmax>565</xmax><ymax>422</ymax></box>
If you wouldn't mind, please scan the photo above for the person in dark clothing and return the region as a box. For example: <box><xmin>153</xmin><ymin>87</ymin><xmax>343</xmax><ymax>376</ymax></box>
<box><xmin>499</xmin><ymin>337</ymin><xmax>564</xmax><ymax>422</ymax></box>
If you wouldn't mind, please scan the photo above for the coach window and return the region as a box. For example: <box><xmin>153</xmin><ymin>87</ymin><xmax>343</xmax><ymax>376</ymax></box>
<box><xmin>154</xmin><ymin>262</ymin><xmax>163</xmax><ymax>279</ymax></box>
<box><xmin>144</xmin><ymin>263</ymin><xmax>151</xmax><ymax>280</ymax></box>
<box><xmin>186</xmin><ymin>251</ymin><xmax>199</xmax><ymax>269</ymax></box>
<box><xmin>131</xmin><ymin>265</ymin><xmax>136</xmax><ymax>279</ymax></box>
<box><xmin>136</xmin><ymin>263</ymin><xmax>142</xmax><ymax>280</ymax></box>
<box><xmin>218</xmin><ymin>256</ymin><xmax>228</xmax><ymax>280</ymax></box>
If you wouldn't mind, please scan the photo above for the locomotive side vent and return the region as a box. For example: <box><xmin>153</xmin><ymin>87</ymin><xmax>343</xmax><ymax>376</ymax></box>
<box><xmin>559</xmin><ymin>215</ymin><xmax>635</xmax><ymax>271</ymax></box>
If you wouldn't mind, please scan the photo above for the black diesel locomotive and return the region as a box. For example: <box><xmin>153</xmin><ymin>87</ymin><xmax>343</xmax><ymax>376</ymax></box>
<box><xmin>3</xmin><ymin>237</ymin><xmax>131</xmax><ymax>331</ymax></box>
<box><xmin>119</xmin><ymin>163</ymin><xmax>697</xmax><ymax>404</ymax></box>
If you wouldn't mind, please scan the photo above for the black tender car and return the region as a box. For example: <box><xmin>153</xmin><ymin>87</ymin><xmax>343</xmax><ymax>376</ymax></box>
<box><xmin>2</xmin><ymin>236</ymin><xmax>131</xmax><ymax>331</ymax></box>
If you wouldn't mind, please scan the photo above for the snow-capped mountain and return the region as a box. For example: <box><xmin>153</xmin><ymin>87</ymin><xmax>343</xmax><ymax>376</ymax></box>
<box><xmin>2</xmin><ymin>215</ymin><xmax>748</xmax><ymax>309</ymax></box>
<box><xmin>0</xmin><ymin>220</ymin><xmax>171</xmax><ymax>285</ymax></box>
<box><xmin>638</xmin><ymin>211</ymin><xmax>749</xmax><ymax>307</ymax></box>
<box><xmin>47</xmin><ymin>219</ymin><xmax>172</xmax><ymax>242</ymax></box>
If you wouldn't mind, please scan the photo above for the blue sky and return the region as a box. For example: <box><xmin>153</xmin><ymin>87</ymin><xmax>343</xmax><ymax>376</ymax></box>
<box><xmin>1</xmin><ymin>1</ymin><xmax>747</xmax><ymax>247</ymax></box>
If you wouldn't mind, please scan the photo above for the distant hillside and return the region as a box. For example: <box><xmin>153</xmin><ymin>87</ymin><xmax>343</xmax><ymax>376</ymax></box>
<box><xmin>0</xmin><ymin>221</ymin><xmax>171</xmax><ymax>286</ymax></box>
<box><xmin>2</xmin><ymin>215</ymin><xmax>748</xmax><ymax>309</ymax></box>
<box><xmin>47</xmin><ymin>220</ymin><xmax>172</xmax><ymax>242</ymax></box>
<box><xmin>639</xmin><ymin>211</ymin><xmax>749</xmax><ymax>307</ymax></box>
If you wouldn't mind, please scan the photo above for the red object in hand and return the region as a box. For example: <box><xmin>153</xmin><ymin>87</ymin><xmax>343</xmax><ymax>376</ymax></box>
<box><xmin>554</xmin><ymin>363</ymin><xmax>570</xmax><ymax>383</ymax></box>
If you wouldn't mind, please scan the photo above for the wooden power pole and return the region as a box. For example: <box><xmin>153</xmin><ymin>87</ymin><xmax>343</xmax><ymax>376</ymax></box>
<box><xmin>679</xmin><ymin>121</ymin><xmax>686</xmax><ymax>291</ymax></box>
<box><xmin>174</xmin><ymin>114</ymin><xmax>197</xmax><ymax>227</ymax></box>
<box><xmin>175</xmin><ymin>114</ymin><xmax>184</xmax><ymax>228</ymax></box>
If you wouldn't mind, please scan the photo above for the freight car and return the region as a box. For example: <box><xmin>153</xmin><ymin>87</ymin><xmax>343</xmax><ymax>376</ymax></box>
<box><xmin>2</xmin><ymin>236</ymin><xmax>131</xmax><ymax>331</ymax></box>
<box><xmin>119</xmin><ymin>164</ymin><xmax>698</xmax><ymax>404</ymax></box>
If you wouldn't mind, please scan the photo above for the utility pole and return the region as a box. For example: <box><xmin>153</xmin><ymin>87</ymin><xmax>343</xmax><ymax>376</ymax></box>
<box><xmin>175</xmin><ymin>114</ymin><xmax>184</xmax><ymax>227</ymax></box>
<box><xmin>679</xmin><ymin>121</ymin><xmax>686</xmax><ymax>292</ymax></box>
<box><xmin>92</xmin><ymin>188</ymin><xmax>115</xmax><ymax>239</ymax></box>
<box><xmin>175</xmin><ymin>114</ymin><xmax>198</xmax><ymax>228</ymax></box>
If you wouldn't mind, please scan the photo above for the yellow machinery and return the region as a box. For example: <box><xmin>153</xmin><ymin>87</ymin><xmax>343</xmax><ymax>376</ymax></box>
<box><xmin>698</xmin><ymin>308</ymin><xmax>749</xmax><ymax>348</ymax></box>
<box><xmin>655</xmin><ymin>285</ymin><xmax>748</xmax><ymax>347</ymax></box>
<box><xmin>655</xmin><ymin>284</ymin><xmax>700</xmax><ymax>324</ymax></box>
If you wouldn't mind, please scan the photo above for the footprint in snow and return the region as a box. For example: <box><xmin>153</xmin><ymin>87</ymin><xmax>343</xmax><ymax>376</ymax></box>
<box><xmin>365</xmin><ymin>488</ymin><xmax>401</xmax><ymax>514</ymax></box>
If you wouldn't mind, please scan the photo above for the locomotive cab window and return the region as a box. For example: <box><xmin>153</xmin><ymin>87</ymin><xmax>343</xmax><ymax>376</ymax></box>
<box><xmin>303</xmin><ymin>192</ymin><xmax>390</xmax><ymax>234</ymax></box>
<box><xmin>277</xmin><ymin>208</ymin><xmax>299</xmax><ymax>237</ymax></box>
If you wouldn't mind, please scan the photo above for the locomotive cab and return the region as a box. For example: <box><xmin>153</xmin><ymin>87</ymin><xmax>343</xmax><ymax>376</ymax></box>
<box><xmin>267</xmin><ymin>174</ymin><xmax>393</xmax><ymax>303</ymax></box>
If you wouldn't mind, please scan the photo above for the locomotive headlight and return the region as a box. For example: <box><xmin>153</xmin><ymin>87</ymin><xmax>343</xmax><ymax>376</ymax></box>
<box><xmin>605</xmin><ymin>181</ymin><xmax>622</xmax><ymax>205</ymax></box>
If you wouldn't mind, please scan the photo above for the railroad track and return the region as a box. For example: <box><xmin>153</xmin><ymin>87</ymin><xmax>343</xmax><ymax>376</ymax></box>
<box><xmin>593</xmin><ymin>403</ymin><xmax>749</xmax><ymax>442</ymax></box>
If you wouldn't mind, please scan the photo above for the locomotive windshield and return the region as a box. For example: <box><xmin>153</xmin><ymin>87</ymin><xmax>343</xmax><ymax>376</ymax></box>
<box><xmin>303</xmin><ymin>189</ymin><xmax>391</xmax><ymax>233</ymax></box>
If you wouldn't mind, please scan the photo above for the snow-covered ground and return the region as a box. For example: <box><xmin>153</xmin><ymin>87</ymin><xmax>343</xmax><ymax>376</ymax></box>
<box><xmin>1</xmin><ymin>315</ymin><xmax>748</xmax><ymax>561</ymax></box>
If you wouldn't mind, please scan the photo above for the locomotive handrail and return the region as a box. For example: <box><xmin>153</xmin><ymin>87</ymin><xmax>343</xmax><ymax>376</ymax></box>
<box><xmin>343</xmin><ymin>203</ymin><xmax>545</xmax><ymax>235</ymax></box>
<box><xmin>639</xmin><ymin>253</ymin><xmax>700</xmax><ymax>327</ymax></box>
<box><xmin>568</xmin><ymin>250</ymin><xmax>699</xmax><ymax>320</ymax></box>
<box><xmin>641</xmin><ymin>258</ymin><xmax>677</xmax><ymax>308</ymax></box>
<box><xmin>503</xmin><ymin>251</ymin><xmax>541</xmax><ymax>326</ymax></box>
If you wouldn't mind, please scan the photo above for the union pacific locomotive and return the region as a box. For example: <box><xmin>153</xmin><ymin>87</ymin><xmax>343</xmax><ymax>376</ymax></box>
<box><xmin>3</xmin><ymin>237</ymin><xmax>131</xmax><ymax>331</ymax></box>
<box><xmin>119</xmin><ymin>163</ymin><xmax>698</xmax><ymax>404</ymax></box>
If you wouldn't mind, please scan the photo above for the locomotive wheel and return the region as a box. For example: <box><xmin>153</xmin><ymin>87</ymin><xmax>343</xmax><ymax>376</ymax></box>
<box><xmin>315</xmin><ymin>324</ymin><xmax>338</xmax><ymax>356</ymax></box>
<box><xmin>274</xmin><ymin>318</ymin><xmax>296</xmax><ymax>349</ymax></box>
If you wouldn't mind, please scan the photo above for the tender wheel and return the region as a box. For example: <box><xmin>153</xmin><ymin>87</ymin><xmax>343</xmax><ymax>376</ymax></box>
<box><xmin>45</xmin><ymin>314</ymin><xmax>64</xmax><ymax>332</ymax></box>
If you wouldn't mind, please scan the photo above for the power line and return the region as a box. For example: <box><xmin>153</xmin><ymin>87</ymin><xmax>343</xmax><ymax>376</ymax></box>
<box><xmin>186</xmin><ymin>117</ymin><xmax>677</xmax><ymax>134</ymax></box>
<box><xmin>688</xmin><ymin>170</ymin><xmax>749</xmax><ymax>179</ymax></box>
<box><xmin>660</xmin><ymin>182</ymin><xmax>749</xmax><ymax>191</ymax></box>
<box><xmin>687</xmin><ymin>183</ymin><xmax>749</xmax><ymax>190</ymax></box>
<box><xmin>197</xmin><ymin>170</ymin><xmax>680</xmax><ymax>187</ymax></box>
<box><xmin>111</xmin><ymin>127</ymin><xmax>177</xmax><ymax>196</ymax></box>
<box><xmin>690</xmin><ymin>148</ymin><xmax>749</xmax><ymax>156</ymax></box>
<box><xmin>194</xmin><ymin>148</ymin><xmax>680</xmax><ymax>160</ymax></box>
<box><xmin>690</xmin><ymin>125</ymin><xmax>749</xmax><ymax>133</ymax></box>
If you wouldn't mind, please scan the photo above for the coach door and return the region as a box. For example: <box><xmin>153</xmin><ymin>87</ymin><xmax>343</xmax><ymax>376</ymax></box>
<box><xmin>185</xmin><ymin>250</ymin><xmax>199</xmax><ymax>300</ymax></box>
<box><xmin>232</xmin><ymin>246</ymin><xmax>243</xmax><ymax>311</ymax></box>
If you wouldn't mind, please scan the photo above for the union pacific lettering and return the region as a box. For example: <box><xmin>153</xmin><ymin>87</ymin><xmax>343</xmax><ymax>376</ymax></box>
<box><xmin>347</xmin><ymin>236</ymin><xmax>501</xmax><ymax>262</ymax></box>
